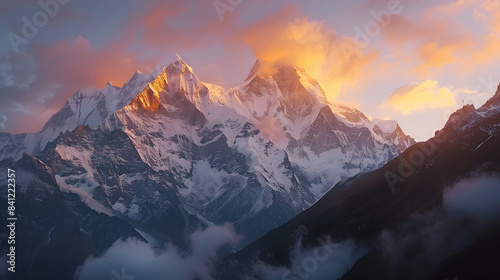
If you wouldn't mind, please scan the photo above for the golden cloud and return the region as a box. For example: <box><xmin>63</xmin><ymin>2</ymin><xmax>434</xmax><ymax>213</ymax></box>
<box><xmin>238</xmin><ymin>5</ymin><xmax>378</xmax><ymax>100</ymax></box>
<box><xmin>382</xmin><ymin>80</ymin><xmax>460</xmax><ymax>114</ymax></box>
<box><xmin>381</xmin><ymin>0</ymin><xmax>500</xmax><ymax>78</ymax></box>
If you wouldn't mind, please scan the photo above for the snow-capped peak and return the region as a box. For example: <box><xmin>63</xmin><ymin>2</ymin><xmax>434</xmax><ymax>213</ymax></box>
<box><xmin>221</xmin><ymin>60</ymin><xmax>330</xmax><ymax>140</ymax></box>
<box><xmin>370</xmin><ymin>118</ymin><xmax>398</xmax><ymax>134</ymax></box>
<box><xmin>243</xmin><ymin>60</ymin><xmax>327</xmax><ymax>100</ymax></box>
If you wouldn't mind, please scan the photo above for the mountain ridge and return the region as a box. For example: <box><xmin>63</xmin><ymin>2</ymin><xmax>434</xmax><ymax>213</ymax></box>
<box><xmin>0</xmin><ymin>55</ymin><xmax>421</xmax><ymax>279</ymax></box>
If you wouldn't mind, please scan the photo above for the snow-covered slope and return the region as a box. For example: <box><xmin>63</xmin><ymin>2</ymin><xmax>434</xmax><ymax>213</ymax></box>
<box><xmin>0</xmin><ymin>55</ymin><xmax>181</xmax><ymax>161</ymax></box>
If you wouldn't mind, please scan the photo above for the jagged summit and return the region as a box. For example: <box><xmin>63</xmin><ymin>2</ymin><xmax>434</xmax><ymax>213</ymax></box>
<box><xmin>483</xmin><ymin>82</ymin><xmax>500</xmax><ymax>108</ymax></box>
<box><xmin>150</xmin><ymin>53</ymin><xmax>185</xmax><ymax>71</ymax></box>
<box><xmin>131</xmin><ymin>54</ymin><xmax>192</xmax><ymax>83</ymax></box>
<box><xmin>245</xmin><ymin>60</ymin><xmax>302</xmax><ymax>80</ymax></box>
<box><xmin>238</xmin><ymin>60</ymin><xmax>328</xmax><ymax>108</ymax></box>
<box><xmin>245</xmin><ymin>60</ymin><xmax>262</xmax><ymax>81</ymax></box>
<box><xmin>433</xmin><ymin>84</ymin><xmax>500</xmax><ymax>137</ymax></box>
<box><xmin>163</xmin><ymin>53</ymin><xmax>194</xmax><ymax>73</ymax></box>
<box><xmin>244</xmin><ymin>60</ymin><xmax>318</xmax><ymax>87</ymax></box>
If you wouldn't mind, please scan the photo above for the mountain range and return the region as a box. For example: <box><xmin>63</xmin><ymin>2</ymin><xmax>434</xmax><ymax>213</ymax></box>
<box><xmin>0</xmin><ymin>54</ymin><xmax>453</xmax><ymax>280</ymax></box>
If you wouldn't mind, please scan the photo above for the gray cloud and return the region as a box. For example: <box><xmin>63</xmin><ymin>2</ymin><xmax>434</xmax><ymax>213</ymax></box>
<box><xmin>443</xmin><ymin>174</ymin><xmax>500</xmax><ymax>227</ymax></box>
<box><xmin>248</xmin><ymin>237</ymin><xmax>368</xmax><ymax>280</ymax></box>
<box><xmin>377</xmin><ymin>174</ymin><xmax>500</xmax><ymax>279</ymax></box>
<box><xmin>0</xmin><ymin>51</ymin><xmax>36</xmax><ymax>87</ymax></box>
<box><xmin>75</xmin><ymin>224</ymin><xmax>240</xmax><ymax>280</ymax></box>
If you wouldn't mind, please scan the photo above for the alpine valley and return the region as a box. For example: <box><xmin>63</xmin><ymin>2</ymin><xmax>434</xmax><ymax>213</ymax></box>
<box><xmin>0</xmin><ymin>55</ymin><xmax>418</xmax><ymax>279</ymax></box>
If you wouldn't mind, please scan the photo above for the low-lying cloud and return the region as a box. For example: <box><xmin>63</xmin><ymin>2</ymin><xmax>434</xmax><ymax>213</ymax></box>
<box><xmin>75</xmin><ymin>224</ymin><xmax>240</xmax><ymax>280</ymax></box>
<box><xmin>247</xmin><ymin>233</ymin><xmax>368</xmax><ymax>280</ymax></box>
<box><xmin>377</xmin><ymin>174</ymin><xmax>500</xmax><ymax>279</ymax></box>
<box><xmin>443</xmin><ymin>174</ymin><xmax>500</xmax><ymax>228</ymax></box>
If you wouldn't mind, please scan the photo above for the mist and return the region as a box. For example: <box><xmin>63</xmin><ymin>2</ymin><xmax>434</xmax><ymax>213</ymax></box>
<box><xmin>75</xmin><ymin>224</ymin><xmax>240</xmax><ymax>280</ymax></box>
<box><xmin>444</xmin><ymin>174</ymin><xmax>500</xmax><ymax>227</ymax></box>
<box><xmin>377</xmin><ymin>174</ymin><xmax>500</xmax><ymax>279</ymax></box>
<box><xmin>248</xmin><ymin>235</ymin><xmax>368</xmax><ymax>280</ymax></box>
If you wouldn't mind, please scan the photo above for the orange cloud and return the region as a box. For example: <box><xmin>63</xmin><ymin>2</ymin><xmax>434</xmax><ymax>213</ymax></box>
<box><xmin>239</xmin><ymin>5</ymin><xmax>378</xmax><ymax>100</ymax></box>
<box><xmin>379</xmin><ymin>0</ymin><xmax>500</xmax><ymax>78</ymax></box>
<box><xmin>0</xmin><ymin>35</ymin><xmax>159</xmax><ymax>134</ymax></box>
<box><xmin>36</xmin><ymin>36</ymin><xmax>157</xmax><ymax>88</ymax></box>
<box><xmin>133</xmin><ymin>0</ymin><xmax>243</xmax><ymax>53</ymax></box>
<box><xmin>381</xmin><ymin>13</ymin><xmax>478</xmax><ymax>77</ymax></box>
<box><xmin>473</xmin><ymin>0</ymin><xmax>500</xmax><ymax>33</ymax></box>
<box><xmin>423</xmin><ymin>0</ymin><xmax>475</xmax><ymax>18</ymax></box>
<box><xmin>414</xmin><ymin>42</ymin><xmax>468</xmax><ymax>77</ymax></box>
<box><xmin>382</xmin><ymin>80</ymin><xmax>459</xmax><ymax>114</ymax></box>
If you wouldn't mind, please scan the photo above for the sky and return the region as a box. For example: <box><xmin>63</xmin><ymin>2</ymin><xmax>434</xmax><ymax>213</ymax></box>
<box><xmin>1</xmin><ymin>0</ymin><xmax>500</xmax><ymax>140</ymax></box>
